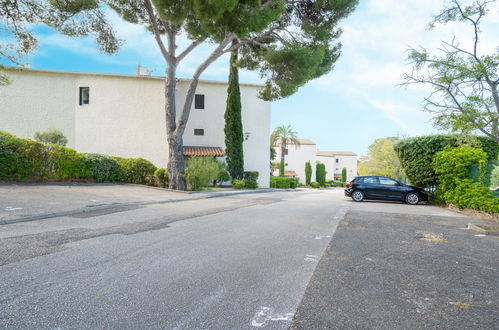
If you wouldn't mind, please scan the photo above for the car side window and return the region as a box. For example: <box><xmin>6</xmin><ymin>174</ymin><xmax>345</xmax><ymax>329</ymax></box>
<box><xmin>363</xmin><ymin>177</ymin><xmax>378</xmax><ymax>184</ymax></box>
<box><xmin>379</xmin><ymin>177</ymin><xmax>398</xmax><ymax>185</ymax></box>
<box><xmin>354</xmin><ymin>177</ymin><xmax>363</xmax><ymax>184</ymax></box>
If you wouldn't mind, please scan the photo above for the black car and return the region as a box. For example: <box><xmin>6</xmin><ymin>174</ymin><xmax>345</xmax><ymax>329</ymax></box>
<box><xmin>344</xmin><ymin>176</ymin><xmax>427</xmax><ymax>205</ymax></box>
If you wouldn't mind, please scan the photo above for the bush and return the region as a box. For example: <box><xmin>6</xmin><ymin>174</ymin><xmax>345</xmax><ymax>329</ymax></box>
<box><xmin>310</xmin><ymin>181</ymin><xmax>320</xmax><ymax>188</ymax></box>
<box><xmin>50</xmin><ymin>145</ymin><xmax>89</xmax><ymax>180</ymax></box>
<box><xmin>316</xmin><ymin>162</ymin><xmax>326</xmax><ymax>186</ymax></box>
<box><xmin>270</xmin><ymin>176</ymin><xmax>298</xmax><ymax>189</ymax></box>
<box><xmin>34</xmin><ymin>129</ymin><xmax>68</xmax><ymax>146</ymax></box>
<box><xmin>0</xmin><ymin>131</ymin><xmax>23</xmax><ymax>179</ymax></box>
<box><xmin>232</xmin><ymin>179</ymin><xmax>245</xmax><ymax>189</ymax></box>
<box><xmin>341</xmin><ymin>167</ymin><xmax>347</xmax><ymax>182</ymax></box>
<box><xmin>334</xmin><ymin>181</ymin><xmax>346</xmax><ymax>187</ymax></box>
<box><xmin>491</xmin><ymin>165</ymin><xmax>499</xmax><ymax>187</ymax></box>
<box><xmin>154</xmin><ymin>168</ymin><xmax>168</xmax><ymax>187</ymax></box>
<box><xmin>433</xmin><ymin>146</ymin><xmax>499</xmax><ymax>213</ymax></box>
<box><xmin>244</xmin><ymin>171</ymin><xmax>259</xmax><ymax>189</ymax></box>
<box><xmin>217</xmin><ymin>169</ymin><xmax>231</xmax><ymax>184</ymax></box>
<box><xmin>185</xmin><ymin>157</ymin><xmax>219</xmax><ymax>190</ymax></box>
<box><xmin>395</xmin><ymin>135</ymin><xmax>499</xmax><ymax>188</ymax></box>
<box><xmin>84</xmin><ymin>153</ymin><xmax>123</xmax><ymax>182</ymax></box>
<box><xmin>305</xmin><ymin>161</ymin><xmax>312</xmax><ymax>185</ymax></box>
<box><xmin>120</xmin><ymin>158</ymin><xmax>157</xmax><ymax>184</ymax></box>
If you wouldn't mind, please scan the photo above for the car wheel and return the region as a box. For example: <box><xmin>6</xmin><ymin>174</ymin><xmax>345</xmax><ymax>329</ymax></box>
<box><xmin>405</xmin><ymin>192</ymin><xmax>420</xmax><ymax>205</ymax></box>
<box><xmin>351</xmin><ymin>190</ymin><xmax>364</xmax><ymax>202</ymax></box>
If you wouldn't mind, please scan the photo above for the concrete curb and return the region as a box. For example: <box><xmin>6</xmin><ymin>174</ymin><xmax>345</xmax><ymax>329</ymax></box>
<box><xmin>0</xmin><ymin>188</ymin><xmax>300</xmax><ymax>225</ymax></box>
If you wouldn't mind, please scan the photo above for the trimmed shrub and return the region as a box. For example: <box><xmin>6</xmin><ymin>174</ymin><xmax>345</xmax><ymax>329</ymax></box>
<box><xmin>243</xmin><ymin>171</ymin><xmax>259</xmax><ymax>189</ymax></box>
<box><xmin>305</xmin><ymin>161</ymin><xmax>312</xmax><ymax>185</ymax></box>
<box><xmin>270</xmin><ymin>176</ymin><xmax>298</xmax><ymax>188</ymax></box>
<box><xmin>121</xmin><ymin>158</ymin><xmax>157</xmax><ymax>184</ymax></box>
<box><xmin>84</xmin><ymin>153</ymin><xmax>123</xmax><ymax>182</ymax></box>
<box><xmin>232</xmin><ymin>179</ymin><xmax>245</xmax><ymax>189</ymax></box>
<box><xmin>334</xmin><ymin>181</ymin><xmax>346</xmax><ymax>188</ymax></box>
<box><xmin>341</xmin><ymin>167</ymin><xmax>347</xmax><ymax>182</ymax></box>
<box><xmin>34</xmin><ymin>129</ymin><xmax>68</xmax><ymax>146</ymax></box>
<box><xmin>0</xmin><ymin>130</ymin><xmax>23</xmax><ymax>179</ymax></box>
<box><xmin>154</xmin><ymin>168</ymin><xmax>168</xmax><ymax>187</ymax></box>
<box><xmin>49</xmin><ymin>145</ymin><xmax>89</xmax><ymax>179</ymax></box>
<box><xmin>310</xmin><ymin>181</ymin><xmax>320</xmax><ymax>188</ymax></box>
<box><xmin>217</xmin><ymin>169</ymin><xmax>231</xmax><ymax>184</ymax></box>
<box><xmin>316</xmin><ymin>162</ymin><xmax>326</xmax><ymax>186</ymax></box>
<box><xmin>185</xmin><ymin>156</ymin><xmax>218</xmax><ymax>190</ymax></box>
<box><xmin>433</xmin><ymin>146</ymin><xmax>499</xmax><ymax>213</ymax></box>
<box><xmin>395</xmin><ymin>135</ymin><xmax>499</xmax><ymax>187</ymax></box>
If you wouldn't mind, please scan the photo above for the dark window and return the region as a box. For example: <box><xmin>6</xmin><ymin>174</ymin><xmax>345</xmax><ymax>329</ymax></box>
<box><xmin>194</xmin><ymin>129</ymin><xmax>204</xmax><ymax>136</ymax></box>
<box><xmin>79</xmin><ymin>87</ymin><xmax>89</xmax><ymax>105</ymax></box>
<box><xmin>364</xmin><ymin>176</ymin><xmax>379</xmax><ymax>184</ymax></box>
<box><xmin>335</xmin><ymin>159</ymin><xmax>339</xmax><ymax>163</ymax></box>
<box><xmin>379</xmin><ymin>177</ymin><xmax>398</xmax><ymax>185</ymax></box>
<box><xmin>285</xmin><ymin>149</ymin><xmax>288</xmax><ymax>155</ymax></box>
<box><xmin>195</xmin><ymin>94</ymin><xmax>205</xmax><ymax>109</ymax></box>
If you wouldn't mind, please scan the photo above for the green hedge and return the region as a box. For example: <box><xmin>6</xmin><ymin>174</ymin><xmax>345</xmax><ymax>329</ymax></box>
<box><xmin>316</xmin><ymin>162</ymin><xmax>326</xmax><ymax>186</ymax></box>
<box><xmin>394</xmin><ymin>135</ymin><xmax>499</xmax><ymax>187</ymax></box>
<box><xmin>232</xmin><ymin>179</ymin><xmax>245</xmax><ymax>189</ymax></box>
<box><xmin>270</xmin><ymin>176</ymin><xmax>298</xmax><ymax>189</ymax></box>
<box><xmin>243</xmin><ymin>171</ymin><xmax>259</xmax><ymax>189</ymax></box>
<box><xmin>0</xmin><ymin>130</ymin><xmax>158</xmax><ymax>185</ymax></box>
<box><xmin>310</xmin><ymin>181</ymin><xmax>320</xmax><ymax>188</ymax></box>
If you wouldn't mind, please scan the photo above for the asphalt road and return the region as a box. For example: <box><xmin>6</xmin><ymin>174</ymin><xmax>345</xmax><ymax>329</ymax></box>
<box><xmin>0</xmin><ymin>185</ymin><xmax>348</xmax><ymax>329</ymax></box>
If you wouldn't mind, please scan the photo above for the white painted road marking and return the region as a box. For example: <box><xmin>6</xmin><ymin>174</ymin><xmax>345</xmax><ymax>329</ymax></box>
<box><xmin>250</xmin><ymin>307</ymin><xmax>294</xmax><ymax>327</ymax></box>
<box><xmin>315</xmin><ymin>235</ymin><xmax>332</xmax><ymax>240</ymax></box>
<box><xmin>5</xmin><ymin>207</ymin><xmax>23</xmax><ymax>211</ymax></box>
<box><xmin>304</xmin><ymin>255</ymin><xmax>319</xmax><ymax>262</ymax></box>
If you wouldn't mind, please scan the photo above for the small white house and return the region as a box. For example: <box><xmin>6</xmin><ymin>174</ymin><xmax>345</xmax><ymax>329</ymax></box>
<box><xmin>0</xmin><ymin>68</ymin><xmax>271</xmax><ymax>187</ymax></box>
<box><xmin>316</xmin><ymin>151</ymin><xmax>358</xmax><ymax>181</ymax></box>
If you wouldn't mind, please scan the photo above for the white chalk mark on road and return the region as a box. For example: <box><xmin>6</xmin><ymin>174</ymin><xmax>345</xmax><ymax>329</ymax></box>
<box><xmin>315</xmin><ymin>235</ymin><xmax>332</xmax><ymax>240</ymax></box>
<box><xmin>5</xmin><ymin>207</ymin><xmax>23</xmax><ymax>211</ymax></box>
<box><xmin>304</xmin><ymin>255</ymin><xmax>319</xmax><ymax>262</ymax></box>
<box><xmin>250</xmin><ymin>307</ymin><xmax>294</xmax><ymax>327</ymax></box>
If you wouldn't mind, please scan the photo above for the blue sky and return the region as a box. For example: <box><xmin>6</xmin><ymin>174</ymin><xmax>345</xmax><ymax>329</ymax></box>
<box><xmin>22</xmin><ymin>0</ymin><xmax>499</xmax><ymax>156</ymax></box>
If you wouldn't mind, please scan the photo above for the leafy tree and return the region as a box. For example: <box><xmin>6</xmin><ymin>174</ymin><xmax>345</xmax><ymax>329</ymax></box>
<box><xmin>403</xmin><ymin>0</ymin><xmax>498</xmax><ymax>142</ymax></box>
<box><xmin>104</xmin><ymin>0</ymin><xmax>358</xmax><ymax>190</ymax></box>
<box><xmin>185</xmin><ymin>156</ymin><xmax>219</xmax><ymax>190</ymax></box>
<box><xmin>271</xmin><ymin>125</ymin><xmax>300</xmax><ymax>177</ymax></box>
<box><xmin>305</xmin><ymin>160</ymin><xmax>312</xmax><ymax>185</ymax></box>
<box><xmin>358</xmin><ymin>137</ymin><xmax>404</xmax><ymax>179</ymax></box>
<box><xmin>316</xmin><ymin>161</ymin><xmax>326</xmax><ymax>186</ymax></box>
<box><xmin>491</xmin><ymin>163</ymin><xmax>499</xmax><ymax>187</ymax></box>
<box><xmin>341</xmin><ymin>167</ymin><xmax>347</xmax><ymax>182</ymax></box>
<box><xmin>0</xmin><ymin>0</ymin><xmax>120</xmax><ymax>85</ymax></box>
<box><xmin>34</xmin><ymin>128</ymin><xmax>68</xmax><ymax>146</ymax></box>
<box><xmin>224</xmin><ymin>43</ymin><xmax>244</xmax><ymax>180</ymax></box>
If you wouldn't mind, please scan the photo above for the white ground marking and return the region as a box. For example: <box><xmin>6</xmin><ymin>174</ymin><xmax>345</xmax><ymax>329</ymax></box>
<box><xmin>172</xmin><ymin>288</ymin><xmax>224</xmax><ymax>330</ymax></box>
<box><xmin>250</xmin><ymin>307</ymin><xmax>294</xmax><ymax>327</ymax></box>
<box><xmin>304</xmin><ymin>255</ymin><xmax>319</xmax><ymax>262</ymax></box>
<box><xmin>314</xmin><ymin>235</ymin><xmax>332</xmax><ymax>240</ymax></box>
<box><xmin>4</xmin><ymin>207</ymin><xmax>22</xmax><ymax>211</ymax></box>
<box><xmin>365</xmin><ymin>258</ymin><xmax>376</xmax><ymax>263</ymax></box>
<box><xmin>474</xmin><ymin>234</ymin><xmax>486</xmax><ymax>237</ymax></box>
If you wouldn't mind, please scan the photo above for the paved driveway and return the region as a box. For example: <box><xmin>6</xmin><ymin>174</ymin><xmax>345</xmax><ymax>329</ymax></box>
<box><xmin>0</xmin><ymin>184</ymin><xmax>495</xmax><ymax>329</ymax></box>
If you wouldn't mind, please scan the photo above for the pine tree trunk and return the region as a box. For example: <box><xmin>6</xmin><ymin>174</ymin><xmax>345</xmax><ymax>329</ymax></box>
<box><xmin>167</xmin><ymin>134</ymin><xmax>186</xmax><ymax>190</ymax></box>
<box><xmin>224</xmin><ymin>42</ymin><xmax>244</xmax><ymax>180</ymax></box>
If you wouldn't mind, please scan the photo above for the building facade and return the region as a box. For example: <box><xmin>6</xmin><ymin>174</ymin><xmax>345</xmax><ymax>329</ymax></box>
<box><xmin>316</xmin><ymin>151</ymin><xmax>358</xmax><ymax>181</ymax></box>
<box><xmin>0</xmin><ymin>68</ymin><xmax>271</xmax><ymax>187</ymax></box>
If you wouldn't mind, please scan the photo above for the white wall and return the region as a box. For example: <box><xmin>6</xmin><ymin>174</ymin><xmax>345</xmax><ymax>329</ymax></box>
<box><xmin>332</xmin><ymin>155</ymin><xmax>358</xmax><ymax>181</ymax></box>
<box><xmin>275</xmin><ymin>143</ymin><xmax>316</xmax><ymax>184</ymax></box>
<box><xmin>0</xmin><ymin>69</ymin><xmax>271</xmax><ymax>187</ymax></box>
<box><xmin>316</xmin><ymin>155</ymin><xmax>335</xmax><ymax>181</ymax></box>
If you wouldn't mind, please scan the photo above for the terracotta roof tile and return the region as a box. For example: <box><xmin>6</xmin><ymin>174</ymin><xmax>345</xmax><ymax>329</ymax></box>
<box><xmin>317</xmin><ymin>151</ymin><xmax>357</xmax><ymax>157</ymax></box>
<box><xmin>183</xmin><ymin>146</ymin><xmax>225</xmax><ymax>157</ymax></box>
<box><xmin>285</xmin><ymin>171</ymin><xmax>299</xmax><ymax>177</ymax></box>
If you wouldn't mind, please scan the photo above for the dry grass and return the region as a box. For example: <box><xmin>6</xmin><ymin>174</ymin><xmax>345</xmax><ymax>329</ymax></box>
<box><xmin>416</xmin><ymin>231</ymin><xmax>448</xmax><ymax>243</ymax></box>
<box><xmin>450</xmin><ymin>301</ymin><xmax>473</xmax><ymax>310</ymax></box>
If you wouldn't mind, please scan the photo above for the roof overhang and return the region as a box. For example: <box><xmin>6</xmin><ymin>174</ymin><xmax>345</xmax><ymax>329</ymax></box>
<box><xmin>183</xmin><ymin>146</ymin><xmax>225</xmax><ymax>157</ymax></box>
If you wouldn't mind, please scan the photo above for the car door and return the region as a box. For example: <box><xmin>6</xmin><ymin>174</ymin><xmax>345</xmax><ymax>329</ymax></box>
<box><xmin>376</xmin><ymin>177</ymin><xmax>405</xmax><ymax>200</ymax></box>
<box><xmin>360</xmin><ymin>176</ymin><xmax>380</xmax><ymax>199</ymax></box>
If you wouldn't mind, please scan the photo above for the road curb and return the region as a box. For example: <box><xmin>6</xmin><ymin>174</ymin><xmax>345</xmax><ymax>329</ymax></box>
<box><xmin>467</xmin><ymin>223</ymin><xmax>499</xmax><ymax>235</ymax></box>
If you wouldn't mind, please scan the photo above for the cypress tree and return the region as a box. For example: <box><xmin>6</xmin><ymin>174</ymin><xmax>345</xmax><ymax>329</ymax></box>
<box><xmin>224</xmin><ymin>43</ymin><xmax>244</xmax><ymax>179</ymax></box>
<box><xmin>305</xmin><ymin>161</ymin><xmax>312</xmax><ymax>185</ymax></box>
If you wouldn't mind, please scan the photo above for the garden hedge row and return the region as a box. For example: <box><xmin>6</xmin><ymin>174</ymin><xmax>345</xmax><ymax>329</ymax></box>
<box><xmin>0</xmin><ymin>130</ymin><xmax>157</xmax><ymax>184</ymax></box>
<box><xmin>270</xmin><ymin>176</ymin><xmax>298</xmax><ymax>189</ymax></box>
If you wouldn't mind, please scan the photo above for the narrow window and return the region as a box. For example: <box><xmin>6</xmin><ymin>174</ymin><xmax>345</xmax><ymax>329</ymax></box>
<box><xmin>195</xmin><ymin>94</ymin><xmax>205</xmax><ymax>109</ymax></box>
<box><xmin>79</xmin><ymin>87</ymin><xmax>89</xmax><ymax>105</ymax></box>
<box><xmin>285</xmin><ymin>149</ymin><xmax>288</xmax><ymax>155</ymax></box>
<box><xmin>194</xmin><ymin>129</ymin><xmax>204</xmax><ymax>136</ymax></box>
<box><xmin>335</xmin><ymin>158</ymin><xmax>339</xmax><ymax>163</ymax></box>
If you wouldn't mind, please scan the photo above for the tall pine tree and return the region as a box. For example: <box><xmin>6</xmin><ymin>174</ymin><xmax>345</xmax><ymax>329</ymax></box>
<box><xmin>224</xmin><ymin>44</ymin><xmax>244</xmax><ymax>180</ymax></box>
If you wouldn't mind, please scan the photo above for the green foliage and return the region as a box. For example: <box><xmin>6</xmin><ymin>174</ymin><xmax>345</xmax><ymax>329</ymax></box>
<box><xmin>279</xmin><ymin>160</ymin><xmax>285</xmax><ymax>177</ymax></box>
<box><xmin>316</xmin><ymin>162</ymin><xmax>326</xmax><ymax>186</ymax></box>
<box><xmin>34</xmin><ymin>129</ymin><xmax>68</xmax><ymax>146</ymax></box>
<box><xmin>433</xmin><ymin>146</ymin><xmax>498</xmax><ymax>213</ymax></box>
<box><xmin>185</xmin><ymin>157</ymin><xmax>219</xmax><ymax>190</ymax></box>
<box><xmin>49</xmin><ymin>145</ymin><xmax>90</xmax><ymax>180</ymax></box>
<box><xmin>232</xmin><ymin>179</ymin><xmax>245</xmax><ymax>189</ymax></box>
<box><xmin>358</xmin><ymin>137</ymin><xmax>404</xmax><ymax>178</ymax></box>
<box><xmin>154</xmin><ymin>168</ymin><xmax>169</xmax><ymax>187</ymax></box>
<box><xmin>120</xmin><ymin>158</ymin><xmax>157</xmax><ymax>184</ymax></box>
<box><xmin>17</xmin><ymin>139</ymin><xmax>51</xmax><ymax>179</ymax></box>
<box><xmin>334</xmin><ymin>181</ymin><xmax>346</xmax><ymax>188</ymax></box>
<box><xmin>84</xmin><ymin>154</ymin><xmax>123</xmax><ymax>182</ymax></box>
<box><xmin>243</xmin><ymin>171</ymin><xmax>259</xmax><ymax>189</ymax></box>
<box><xmin>394</xmin><ymin>134</ymin><xmax>499</xmax><ymax>187</ymax></box>
<box><xmin>310</xmin><ymin>181</ymin><xmax>320</xmax><ymax>188</ymax></box>
<box><xmin>305</xmin><ymin>161</ymin><xmax>312</xmax><ymax>185</ymax></box>
<box><xmin>270</xmin><ymin>176</ymin><xmax>298</xmax><ymax>189</ymax></box>
<box><xmin>403</xmin><ymin>0</ymin><xmax>498</xmax><ymax>141</ymax></box>
<box><xmin>217</xmin><ymin>169</ymin><xmax>231</xmax><ymax>184</ymax></box>
<box><xmin>341</xmin><ymin>167</ymin><xmax>347</xmax><ymax>183</ymax></box>
<box><xmin>224</xmin><ymin>45</ymin><xmax>244</xmax><ymax>180</ymax></box>
<box><xmin>0</xmin><ymin>130</ymin><xmax>23</xmax><ymax>179</ymax></box>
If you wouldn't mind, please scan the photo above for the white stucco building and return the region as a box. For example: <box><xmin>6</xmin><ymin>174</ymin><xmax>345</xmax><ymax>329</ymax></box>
<box><xmin>273</xmin><ymin>139</ymin><xmax>357</xmax><ymax>184</ymax></box>
<box><xmin>316</xmin><ymin>151</ymin><xmax>358</xmax><ymax>181</ymax></box>
<box><xmin>0</xmin><ymin>68</ymin><xmax>271</xmax><ymax>187</ymax></box>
